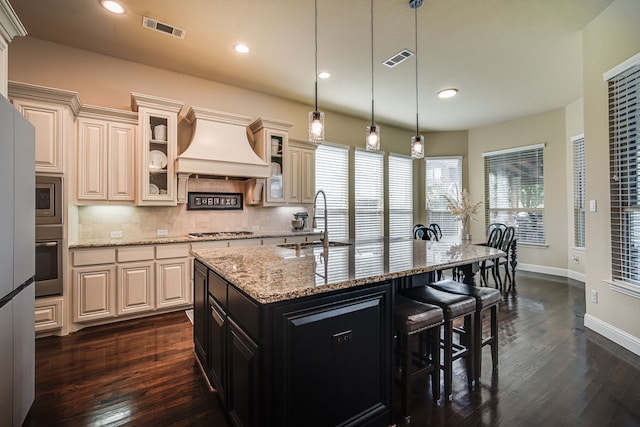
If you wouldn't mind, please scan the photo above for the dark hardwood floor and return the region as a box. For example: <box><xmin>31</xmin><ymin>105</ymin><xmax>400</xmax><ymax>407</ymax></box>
<box><xmin>24</xmin><ymin>272</ymin><xmax>640</xmax><ymax>426</ymax></box>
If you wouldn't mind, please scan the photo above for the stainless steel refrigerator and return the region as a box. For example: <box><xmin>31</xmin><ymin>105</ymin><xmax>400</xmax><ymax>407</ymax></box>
<box><xmin>0</xmin><ymin>94</ymin><xmax>35</xmax><ymax>426</ymax></box>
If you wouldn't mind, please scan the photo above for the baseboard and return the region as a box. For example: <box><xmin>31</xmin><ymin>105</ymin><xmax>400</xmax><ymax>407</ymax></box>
<box><xmin>517</xmin><ymin>263</ymin><xmax>568</xmax><ymax>278</ymax></box>
<box><xmin>568</xmin><ymin>270</ymin><xmax>586</xmax><ymax>283</ymax></box>
<box><xmin>584</xmin><ymin>313</ymin><xmax>640</xmax><ymax>356</ymax></box>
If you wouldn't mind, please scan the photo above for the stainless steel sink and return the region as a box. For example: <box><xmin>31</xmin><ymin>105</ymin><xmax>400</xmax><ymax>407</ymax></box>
<box><xmin>277</xmin><ymin>241</ymin><xmax>352</xmax><ymax>249</ymax></box>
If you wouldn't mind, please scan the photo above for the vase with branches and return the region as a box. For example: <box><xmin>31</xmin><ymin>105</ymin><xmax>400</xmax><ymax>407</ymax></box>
<box><xmin>443</xmin><ymin>188</ymin><xmax>482</xmax><ymax>240</ymax></box>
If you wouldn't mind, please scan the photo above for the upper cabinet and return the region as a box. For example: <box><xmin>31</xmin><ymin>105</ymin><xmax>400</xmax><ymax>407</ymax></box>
<box><xmin>131</xmin><ymin>93</ymin><xmax>184</xmax><ymax>206</ymax></box>
<box><xmin>286</xmin><ymin>139</ymin><xmax>316</xmax><ymax>204</ymax></box>
<box><xmin>8</xmin><ymin>82</ymin><xmax>81</xmax><ymax>174</ymax></box>
<box><xmin>76</xmin><ymin>106</ymin><xmax>137</xmax><ymax>204</ymax></box>
<box><xmin>247</xmin><ymin>117</ymin><xmax>294</xmax><ymax>206</ymax></box>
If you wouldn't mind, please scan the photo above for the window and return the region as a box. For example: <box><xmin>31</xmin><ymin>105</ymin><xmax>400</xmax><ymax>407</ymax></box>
<box><xmin>315</xmin><ymin>144</ymin><xmax>349</xmax><ymax>240</ymax></box>
<box><xmin>425</xmin><ymin>157</ymin><xmax>462</xmax><ymax>238</ymax></box>
<box><xmin>355</xmin><ymin>150</ymin><xmax>384</xmax><ymax>239</ymax></box>
<box><xmin>607</xmin><ymin>58</ymin><xmax>640</xmax><ymax>287</ymax></box>
<box><xmin>388</xmin><ymin>154</ymin><xmax>413</xmax><ymax>239</ymax></box>
<box><xmin>572</xmin><ymin>135</ymin><xmax>586</xmax><ymax>248</ymax></box>
<box><xmin>483</xmin><ymin>144</ymin><xmax>545</xmax><ymax>245</ymax></box>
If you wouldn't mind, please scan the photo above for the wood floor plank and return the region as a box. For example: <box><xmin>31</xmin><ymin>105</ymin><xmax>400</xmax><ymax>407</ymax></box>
<box><xmin>23</xmin><ymin>272</ymin><xmax>640</xmax><ymax>426</ymax></box>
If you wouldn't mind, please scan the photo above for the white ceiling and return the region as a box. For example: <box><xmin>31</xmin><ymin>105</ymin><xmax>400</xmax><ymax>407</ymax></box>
<box><xmin>10</xmin><ymin>0</ymin><xmax>612</xmax><ymax>131</ymax></box>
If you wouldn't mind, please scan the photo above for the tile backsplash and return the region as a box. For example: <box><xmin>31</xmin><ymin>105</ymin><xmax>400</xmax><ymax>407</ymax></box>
<box><xmin>76</xmin><ymin>178</ymin><xmax>311</xmax><ymax>240</ymax></box>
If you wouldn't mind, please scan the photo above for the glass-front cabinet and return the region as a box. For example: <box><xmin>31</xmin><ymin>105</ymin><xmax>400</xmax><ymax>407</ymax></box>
<box><xmin>131</xmin><ymin>93</ymin><xmax>184</xmax><ymax>206</ymax></box>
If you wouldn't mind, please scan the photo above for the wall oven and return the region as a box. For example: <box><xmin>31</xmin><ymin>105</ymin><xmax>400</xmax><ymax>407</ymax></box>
<box><xmin>35</xmin><ymin>175</ymin><xmax>63</xmax><ymax>297</ymax></box>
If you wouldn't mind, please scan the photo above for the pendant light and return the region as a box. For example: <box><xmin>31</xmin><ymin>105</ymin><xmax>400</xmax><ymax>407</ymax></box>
<box><xmin>309</xmin><ymin>0</ymin><xmax>325</xmax><ymax>143</ymax></box>
<box><xmin>365</xmin><ymin>0</ymin><xmax>380</xmax><ymax>151</ymax></box>
<box><xmin>410</xmin><ymin>1</ymin><xmax>424</xmax><ymax>159</ymax></box>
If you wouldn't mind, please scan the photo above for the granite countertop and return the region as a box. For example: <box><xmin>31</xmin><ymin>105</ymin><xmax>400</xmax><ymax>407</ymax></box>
<box><xmin>192</xmin><ymin>238</ymin><xmax>504</xmax><ymax>304</ymax></box>
<box><xmin>69</xmin><ymin>230</ymin><xmax>322</xmax><ymax>249</ymax></box>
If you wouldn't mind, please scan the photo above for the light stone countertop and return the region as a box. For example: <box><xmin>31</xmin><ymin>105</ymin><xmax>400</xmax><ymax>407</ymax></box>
<box><xmin>192</xmin><ymin>238</ymin><xmax>504</xmax><ymax>304</ymax></box>
<box><xmin>69</xmin><ymin>230</ymin><xmax>322</xmax><ymax>249</ymax></box>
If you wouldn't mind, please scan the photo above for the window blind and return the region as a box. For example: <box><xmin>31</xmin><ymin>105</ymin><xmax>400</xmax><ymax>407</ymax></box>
<box><xmin>483</xmin><ymin>144</ymin><xmax>545</xmax><ymax>245</ymax></box>
<box><xmin>388</xmin><ymin>154</ymin><xmax>413</xmax><ymax>239</ymax></box>
<box><xmin>425</xmin><ymin>157</ymin><xmax>462</xmax><ymax>238</ymax></box>
<box><xmin>355</xmin><ymin>150</ymin><xmax>384</xmax><ymax>239</ymax></box>
<box><xmin>573</xmin><ymin>135</ymin><xmax>586</xmax><ymax>248</ymax></box>
<box><xmin>608</xmin><ymin>61</ymin><xmax>640</xmax><ymax>287</ymax></box>
<box><xmin>315</xmin><ymin>144</ymin><xmax>349</xmax><ymax>240</ymax></box>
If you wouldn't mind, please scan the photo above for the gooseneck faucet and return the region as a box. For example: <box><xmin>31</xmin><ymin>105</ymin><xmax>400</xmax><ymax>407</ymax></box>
<box><xmin>312</xmin><ymin>189</ymin><xmax>329</xmax><ymax>250</ymax></box>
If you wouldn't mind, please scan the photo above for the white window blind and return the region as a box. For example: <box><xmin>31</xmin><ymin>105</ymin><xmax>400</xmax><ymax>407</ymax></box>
<box><xmin>388</xmin><ymin>154</ymin><xmax>413</xmax><ymax>239</ymax></box>
<box><xmin>573</xmin><ymin>135</ymin><xmax>586</xmax><ymax>248</ymax></box>
<box><xmin>355</xmin><ymin>150</ymin><xmax>384</xmax><ymax>239</ymax></box>
<box><xmin>608</xmin><ymin>60</ymin><xmax>640</xmax><ymax>287</ymax></box>
<box><xmin>483</xmin><ymin>144</ymin><xmax>545</xmax><ymax>245</ymax></box>
<box><xmin>315</xmin><ymin>145</ymin><xmax>349</xmax><ymax>240</ymax></box>
<box><xmin>425</xmin><ymin>157</ymin><xmax>462</xmax><ymax>238</ymax></box>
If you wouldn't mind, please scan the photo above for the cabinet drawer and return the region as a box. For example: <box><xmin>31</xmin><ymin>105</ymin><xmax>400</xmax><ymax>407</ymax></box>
<box><xmin>228</xmin><ymin>285</ymin><xmax>259</xmax><ymax>340</ymax></box>
<box><xmin>34</xmin><ymin>296</ymin><xmax>63</xmax><ymax>332</ymax></box>
<box><xmin>208</xmin><ymin>270</ymin><xmax>227</xmax><ymax>307</ymax></box>
<box><xmin>156</xmin><ymin>244</ymin><xmax>190</xmax><ymax>259</ymax></box>
<box><xmin>73</xmin><ymin>248</ymin><xmax>116</xmax><ymax>266</ymax></box>
<box><xmin>117</xmin><ymin>246</ymin><xmax>154</xmax><ymax>262</ymax></box>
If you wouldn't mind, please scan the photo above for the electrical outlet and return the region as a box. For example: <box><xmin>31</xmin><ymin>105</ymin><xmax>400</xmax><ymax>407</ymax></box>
<box><xmin>589</xmin><ymin>200</ymin><xmax>597</xmax><ymax>212</ymax></box>
<box><xmin>110</xmin><ymin>230</ymin><xmax>123</xmax><ymax>239</ymax></box>
<box><xmin>157</xmin><ymin>229</ymin><xmax>168</xmax><ymax>236</ymax></box>
<box><xmin>252</xmin><ymin>225</ymin><xmax>259</xmax><ymax>231</ymax></box>
<box><xmin>572</xmin><ymin>255</ymin><xmax>579</xmax><ymax>263</ymax></box>
<box><xmin>591</xmin><ymin>290</ymin><xmax>598</xmax><ymax>303</ymax></box>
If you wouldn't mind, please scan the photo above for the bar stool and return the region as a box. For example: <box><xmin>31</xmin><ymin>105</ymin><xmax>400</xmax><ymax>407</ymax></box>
<box><xmin>428</xmin><ymin>280</ymin><xmax>501</xmax><ymax>385</ymax></box>
<box><xmin>398</xmin><ymin>286</ymin><xmax>476</xmax><ymax>401</ymax></box>
<box><xmin>394</xmin><ymin>294</ymin><xmax>444</xmax><ymax>423</ymax></box>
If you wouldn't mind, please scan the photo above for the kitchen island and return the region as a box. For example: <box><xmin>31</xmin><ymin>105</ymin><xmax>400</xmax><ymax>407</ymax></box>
<box><xmin>192</xmin><ymin>238</ymin><xmax>503</xmax><ymax>427</ymax></box>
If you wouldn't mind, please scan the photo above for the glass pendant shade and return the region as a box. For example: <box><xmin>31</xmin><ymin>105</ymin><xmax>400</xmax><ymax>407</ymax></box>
<box><xmin>309</xmin><ymin>110</ymin><xmax>324</xmax><ymax>142</ymax></box>
<box><xmin>365</xmin><ymin>124</ymin><xmax>380</xmax><ymax>151</ymax></box>
<box><xmin>411</xmin><ymin>134</ymin><xmax>424</xmax><ymax>159</ymax></box>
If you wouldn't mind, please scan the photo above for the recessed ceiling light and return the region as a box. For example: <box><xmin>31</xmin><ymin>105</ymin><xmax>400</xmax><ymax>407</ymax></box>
<box><xmin>101</xmin><ymin>0</ymin><xmax>125</xmax><ymax>14</ymax></box>
<box><xmin>318</xmin><ymin>71</ymin><xmax>331</xmax><ymax>79</ymax></box>
<box><xmin>234</xmin><ymin>44</ymin><xmax>250</xmax><ymax>54</ymax></box>
<box><xmin>438</xmin><ymin>88</ymin><xmax>458</xmax><ymax>99</ymax></box>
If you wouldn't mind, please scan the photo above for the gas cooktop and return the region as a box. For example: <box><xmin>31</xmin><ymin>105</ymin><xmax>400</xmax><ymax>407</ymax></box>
<box><xmin>188</xmin><ymin>231</ymin><xmax>254</xmax><ymax>239</ymax></box>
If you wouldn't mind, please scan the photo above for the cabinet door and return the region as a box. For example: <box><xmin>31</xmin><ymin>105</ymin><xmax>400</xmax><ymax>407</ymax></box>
<box><xmin>108</xmin><ymin>123</ymin><xmax>136</xmax><ymax>201</ymax></box>
<box><xmin>138</xmin><ymin>109</ymin><xmax>177</xmax><ymax>206</ymax></box>
<box><xmin>156</xmin><ymin>257</ymin><xmax>189</xmax><ymax>308</ymax></box>
<box><xmin>300</xmin><ymin>148</ymin><xmax>316</xmax><ymax>204</ymax></box>
<box><xmin>12</xmin><ymin>99</ymin><xmax>65</xmax><ymax>173</ymax></box>
<box><xmin>209</xmin><ymin>296</ymin><xmax>227</xmax><ymax>407</ymax></box>
<box><xmin>77</xmin><ymin>118</ymin><xmax>108</xmax><ymax>201</ymax></box>
<box><xmin>193</xmin><ymin>261</ymin><xmax>208</xmax><ymax>367</ymax></box>
<box><xmin>73</xmin><ymin>265</ymin><xmax>116</xmax><ymax>322</ymax></box>
<box><xmin>286</xmin><ymin>145</ymin><xmax>302</xmax><ymax>204</ymax></box>
<box><xmin>34</xmin><ymin>297</ymin><xmax>63</xmax><ymax>332</ymax></box>
<box><xmin>118</xmin><ymin>261</ymin><xmax>154</xmax><ymax>315</ymax></box>
<box><xmin>265</xmin><ymin>131</ymin><xmax>286</xmax><ymax>204</ymax></box>
<box><xmin>228</xmin><ymin>318</ymin><xmax>259</xmax><ymax>427</ymax></box>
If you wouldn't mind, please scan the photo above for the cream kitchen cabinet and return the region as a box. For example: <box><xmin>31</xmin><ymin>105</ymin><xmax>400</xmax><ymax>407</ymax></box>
<box><xmin>248</xmin><ymin>117</ymin><xmax>293</xmax><ymax>206</ymax></box>
<box><xmin>34</xmin><ymin>296</ymin><xmax>64</xmax><ymax>333</ymax></box>
<box><xmin>8</xmin><ymin>82</ymin><xmax>81</xmax><ymax>174</ymax></box>
<box><xmin>76</xmin><ymin>106</ymin><xmax>137</xmax><ymax>204</ymax></box>
<box><xmin>131</xmin><ymin>93</ymin><xmax>184</xmax><ymax>206</ymax></box>
<box><xmin>286</xmin><ymin>139</ymin><xmax>316</xmax><ymax>204</ymax></box>
<box><xmin>71</xmin><ymin>243</ymin><xmax>190</xmax><ymax>328</ymax></box>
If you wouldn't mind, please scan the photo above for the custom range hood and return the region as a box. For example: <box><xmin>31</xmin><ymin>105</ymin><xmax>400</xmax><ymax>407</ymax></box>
<box><xmin>176</xmin><ymin>106</ymin><xmax>270</xmax><ymax>179</ymax></box>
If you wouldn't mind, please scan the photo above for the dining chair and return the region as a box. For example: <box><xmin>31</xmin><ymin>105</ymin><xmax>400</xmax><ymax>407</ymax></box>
<box><xmin>480</xmin><ymin>227</ymin><xmax>503</xmax><ymax>288</ymax></box>
<box><xmin>413</xmin><ymin>223</ymin><xmax>425</xmax><ymax>239</ymax></box>
<box><xmin>414</xmin><ymin>226</ymin><xmax>438</xmax><ymax>241</ymax></box>
<box><xmin>485</xmin><ymin>222</ymin><xmax>507</xmax><ymax>238</ymax></box>
<box><xmin>495</xmin><ymin>226</ymin><xmax>516</xmax><ymax>291</ymax></box>
<box><xmin>428</xmin><ymin>223</ymin><xmax>443</xmax><ymax>240</ymax></box>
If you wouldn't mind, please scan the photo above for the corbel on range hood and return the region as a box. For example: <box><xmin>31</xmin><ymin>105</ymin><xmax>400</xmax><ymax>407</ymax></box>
<box><xmin>176</xmin><ymin>106</ymin><xmax>269</xmax><ymax>179</ymax></box>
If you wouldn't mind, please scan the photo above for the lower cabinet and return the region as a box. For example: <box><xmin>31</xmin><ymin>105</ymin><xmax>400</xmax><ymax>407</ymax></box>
<box><xmin>72</xmin><ymin>244</ymin><xmax>190</xmax><ymax>326</ymax></box>
<box><xmin>194</xmin><ymin>259</ymin><xmax>392</xmax><ymax>427</ymax></box>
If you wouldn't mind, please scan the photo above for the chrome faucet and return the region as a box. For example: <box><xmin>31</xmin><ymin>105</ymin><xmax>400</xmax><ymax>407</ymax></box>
<box><xmin>312</xmin><ymin>189</ymin><xmax>329</xmax><ymax>250</ymax></box>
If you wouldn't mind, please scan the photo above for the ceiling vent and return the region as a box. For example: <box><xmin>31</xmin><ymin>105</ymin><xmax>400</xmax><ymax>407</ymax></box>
<box><xmin>383</xmin><ymin>49</ymin><xmax>414</xmax><ymax>68</ymax></box>
<box><xmin>142</xmin><ymin>16</ymin><xmax>186</xmax><ymax>39</ymax></box>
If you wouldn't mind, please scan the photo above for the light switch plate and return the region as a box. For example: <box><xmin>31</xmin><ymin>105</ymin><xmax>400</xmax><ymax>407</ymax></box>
<box><xmin>110</xmin><ymin>230</ymin><xmax>123</xmax><ymax>239</ymax></box>
<box><xmin>589</xmin><ymin>200</ymin><xmax>597</xmax><ymax>212</ymax></box>
<box><xmin>157</xmin><ymin>229</ymin><xmax>168</xmax><ymax>236</ymax></box>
